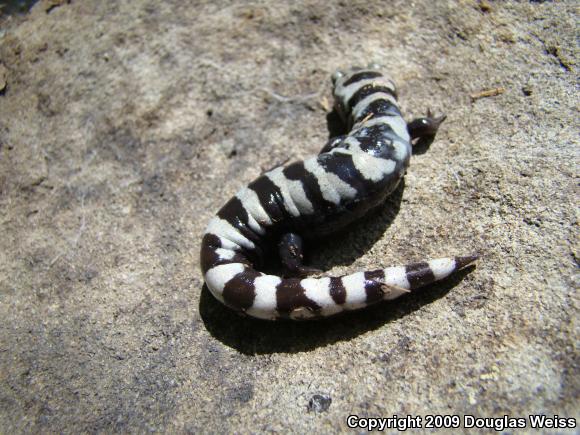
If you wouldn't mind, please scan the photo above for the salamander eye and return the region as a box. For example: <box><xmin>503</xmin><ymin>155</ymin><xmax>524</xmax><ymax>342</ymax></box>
<box><xmin>331</xmin><ymin>70</ymin><xmax>344</xmax><ymax>85</ymax></box>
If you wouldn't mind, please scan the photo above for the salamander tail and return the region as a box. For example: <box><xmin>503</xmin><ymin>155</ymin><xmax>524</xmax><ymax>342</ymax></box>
<box><xmin>202</xmin><ymin>234</ymin><xmax>478</xmax><ymax>321</ymax></box>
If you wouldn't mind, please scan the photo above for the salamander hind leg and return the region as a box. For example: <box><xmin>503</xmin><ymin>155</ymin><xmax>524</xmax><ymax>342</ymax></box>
<box><xmin>278</xmin><ymin>233</ymin><xmax>322</xmax><ymax>277</ymax></box>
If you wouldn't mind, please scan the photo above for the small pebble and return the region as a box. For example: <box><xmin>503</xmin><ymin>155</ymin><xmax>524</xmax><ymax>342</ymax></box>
<box><xmin>479</xmin><ymin>0</ymin><xmax>492</xmax><ymax>12</ymax></box>
<box><xmin>307</xmin><ymin>394</ymin><xmax>332</xmax><ymax>413</ymax></box>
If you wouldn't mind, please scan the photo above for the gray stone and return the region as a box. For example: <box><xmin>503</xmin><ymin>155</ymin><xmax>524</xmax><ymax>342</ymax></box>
<box><xmin>0</xmin><ymin>0</ymin><xmax>577</xmax><ymax>432</ymax></box>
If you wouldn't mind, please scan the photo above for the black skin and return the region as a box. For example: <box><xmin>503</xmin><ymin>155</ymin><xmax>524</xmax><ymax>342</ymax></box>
<box><xmin>278</xmin><ymin>111</ymin><xmax>446</xmax><ymax>278</ymax></box>
<box><xmin>278</xmin><ymin>233</ymin><xmax>322</xmax><ymax>277</ymax></box>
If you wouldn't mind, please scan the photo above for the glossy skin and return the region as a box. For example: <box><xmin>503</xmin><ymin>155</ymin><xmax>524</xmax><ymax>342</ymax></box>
<box><xmin>200</xmin><ymin>65</ymin><xmax>477</xmax><ymax>320</ymax></box>
<box><xmin>226</xmin><ymin>66</ymin><xmax>410</xmax><ymax>244</ymax></box>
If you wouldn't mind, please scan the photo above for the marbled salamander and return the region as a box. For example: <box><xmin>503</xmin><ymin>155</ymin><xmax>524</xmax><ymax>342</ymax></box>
<box><xmin>200</xmin><ymin>64</ymin><xmax>477</xmax><ymax>320</ymax></box>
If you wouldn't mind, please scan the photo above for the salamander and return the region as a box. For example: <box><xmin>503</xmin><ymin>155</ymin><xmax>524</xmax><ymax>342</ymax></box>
<box><xmin>200</xmin><ymin>64</ymin><xmax>477</xmax><ymax>320</ymax></box>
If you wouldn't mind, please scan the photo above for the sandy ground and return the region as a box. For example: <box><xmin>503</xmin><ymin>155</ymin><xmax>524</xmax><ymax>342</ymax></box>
<box><xmin>0</xmin><ymin>0</ymin><xmax>578</xmax><ymax>432</ymax></box>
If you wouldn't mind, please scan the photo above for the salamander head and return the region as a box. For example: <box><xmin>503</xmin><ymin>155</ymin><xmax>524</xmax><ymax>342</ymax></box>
<box><xmin>331</xmin><ymin>63</ymin><xmax>384</xmax><ymax>86</ymax></box>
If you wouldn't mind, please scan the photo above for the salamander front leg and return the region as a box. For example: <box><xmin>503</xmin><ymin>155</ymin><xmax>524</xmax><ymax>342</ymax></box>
<box><xmin>407</xmin><ymin>110</ymin><xmax>447</xmax><ymax>149</ymax></box>
<box><xmin>319</xmin><ymin>135</ymin><xmax>347</xmax><ymax>154</ymax></box>
<box><xmin>278</xmin><ymin>233</ymin><xmax>322</xmax><ymax>277</ymax></box>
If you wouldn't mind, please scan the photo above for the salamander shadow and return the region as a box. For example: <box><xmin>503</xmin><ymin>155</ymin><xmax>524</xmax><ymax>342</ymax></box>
<box><xmin>199</xmin><ymin>266</ymin><xmax>475</xmax><ymax>355</ymax></box>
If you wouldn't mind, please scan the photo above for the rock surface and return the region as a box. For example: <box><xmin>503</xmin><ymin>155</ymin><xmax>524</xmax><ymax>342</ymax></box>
<box><xmin>0</xmin><ymin>0</ymin><xmax>577</xmax><ymax>432</ymax></box>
